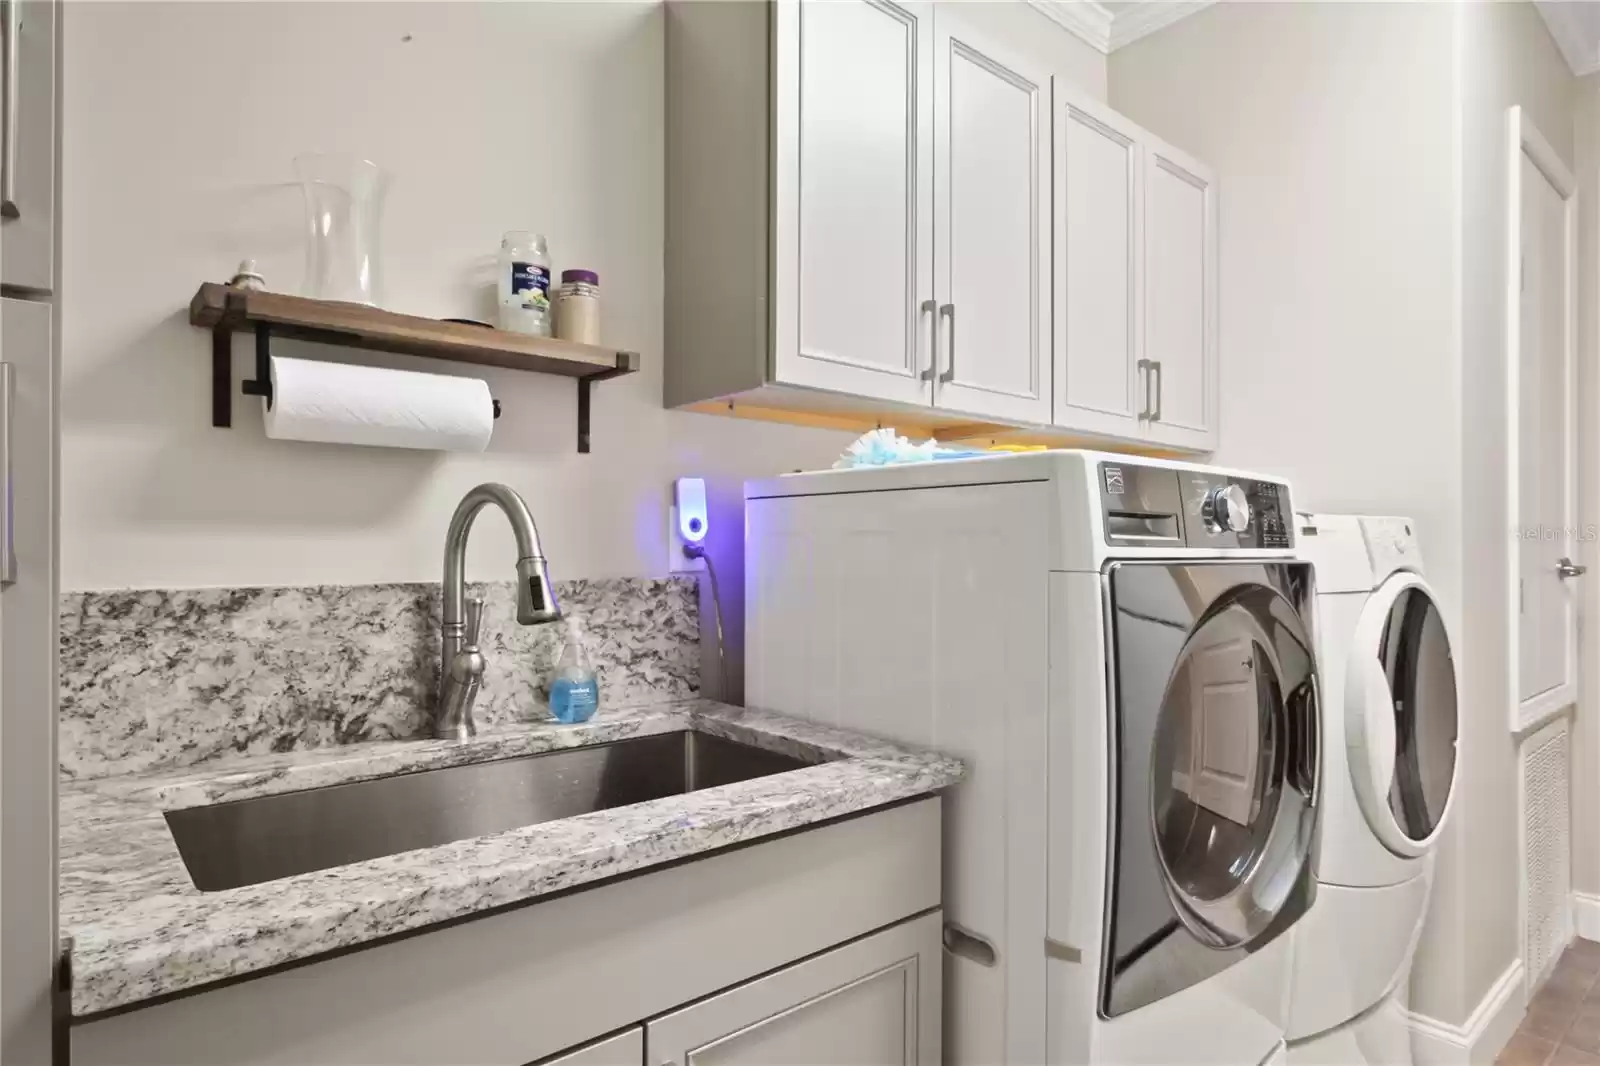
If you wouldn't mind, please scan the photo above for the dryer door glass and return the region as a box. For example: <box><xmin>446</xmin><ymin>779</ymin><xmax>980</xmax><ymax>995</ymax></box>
<box><xmin>1103</xmin><ymin>562</ymin><xmax>1319</xmax><ymax>1018</ymax></box>
<box><xmin>1378</xmin><ymin>584</ymin><xmax>1458</xmax><ymax>842</ymax></box>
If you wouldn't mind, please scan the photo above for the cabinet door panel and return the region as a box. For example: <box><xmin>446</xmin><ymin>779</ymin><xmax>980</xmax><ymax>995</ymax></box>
<box><xmin>1</xmin><ymin>0</ymin><xmax>56</xmax><ymax>291</ymax></box>
<box><xmin>1054</xmin><ymin>90</ymin><xmax>1143</xmax><ymax>439</ymax></box>
<box><xmin>774</xmin><ymin>0</ymin><xmax>934</xmax><ymax>406</ymax></box>
<box><xmin>1144</xmin><ymin>138</ymin><xmax>1217</xmax><ymax>451</ymax></box>
<box><xmin>932</xmin><ymin>11</ymin><xmax>1050</xmax><ymax>424</ymax></box>
<box><xmin>646</xmin><ymin>913</ymin><xmax>941</xmax><ymax>1066</ymax></box>
<box><xmin>533</xmin><ymin>1028</ymin><xmax>642</xmax><ymax>1066</ymax></box>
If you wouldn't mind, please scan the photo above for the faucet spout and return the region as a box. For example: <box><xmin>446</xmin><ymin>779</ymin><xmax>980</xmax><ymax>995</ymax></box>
<box><xmin>438</xmin><ymin>483</ymin><xmax>562</xmax><ymax>740</ymax></box>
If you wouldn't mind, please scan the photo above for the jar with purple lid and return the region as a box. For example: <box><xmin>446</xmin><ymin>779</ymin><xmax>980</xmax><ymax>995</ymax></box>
<box><xmin>554</xmin><ymin>268</ymin><xmax>601</xmax><ymax>345</ymax></box>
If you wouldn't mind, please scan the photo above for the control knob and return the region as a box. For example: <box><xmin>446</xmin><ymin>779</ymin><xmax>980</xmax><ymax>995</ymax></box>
<box><xmin>1204</xmin><ymin>484</ymin><xmax>1252</xmax><ymax>534</ymax></box>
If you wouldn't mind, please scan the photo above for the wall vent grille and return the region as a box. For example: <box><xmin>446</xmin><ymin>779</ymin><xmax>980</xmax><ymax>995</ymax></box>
<box><xmin>1523</xmin><ymin>715</ymin><xmax>1573</xmax><ymax>993</ymax></box>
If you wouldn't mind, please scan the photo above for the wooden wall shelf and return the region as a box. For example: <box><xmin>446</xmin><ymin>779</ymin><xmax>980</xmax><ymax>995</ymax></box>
<box><xmin>189</xmin><ymin>283</ymin><xmax>640</xmax><ymax>452</ymax></box>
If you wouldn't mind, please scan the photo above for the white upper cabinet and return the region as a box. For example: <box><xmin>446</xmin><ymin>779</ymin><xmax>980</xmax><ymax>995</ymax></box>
<box><xmin>665</xmin><ymin>0</ymin><xmax>1221</xmax><ymax>454</ymax></box>
<box><xmin>1142</xmin><ymin>136</ymin><xmax>1218</xmax><ymax>452</ymax></box>
<box><xmin>930</xmin><ymin>10</ymin><xmax>1052</xmax><ymax>425</ymax></box>
<box><xmin>1054</xmin><ymin>88</ymin><xmax>1145</xmax><ymax>440</ymax></box>
<box><xmin>773</xmin><ymin>0</ymin><xmax>935</xmax><ymax>407</ymax></box>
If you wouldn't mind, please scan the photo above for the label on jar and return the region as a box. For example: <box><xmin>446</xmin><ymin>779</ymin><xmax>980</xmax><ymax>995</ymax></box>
<box><xmin>510</xmin><ymin>262</ymin><xmax>551</xmax><ymax>312</ymax></box>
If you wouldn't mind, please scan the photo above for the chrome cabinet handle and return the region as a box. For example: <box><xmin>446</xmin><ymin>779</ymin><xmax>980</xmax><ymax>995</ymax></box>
<box><xmin>1559</xmin><ymin>557</ymin><xmax>1587</xmax><ymax>579</ymax></box>
<box><xmin>1136</xmin><ymin>359</ymin><xmax>1152</xmax><ymax>419</ymax></box>
<box><xmin>919</xmin><ymin>299</ymin><xmax>938</xmax><ymax>382</ymax></box>
<box><xmin>0</xmin><ymin>0</ymin><xmax>18</xmax><ymax>220</ymax></box>
<box><xmin>1150</xmin><ymin>359</ymin><xmax>1163</xmax><ymax>422</ymax></box>
<box><xmin>938</xmin><ymin>303</ymin><xmax>956</xmax><ymax>384</ymax></box>
<box><xmin>0</xmin><ymin>363</ymin><xmax>14</xmax><ymax>586</ymax></box>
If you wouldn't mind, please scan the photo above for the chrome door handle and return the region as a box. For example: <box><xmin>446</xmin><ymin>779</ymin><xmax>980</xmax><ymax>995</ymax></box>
<box><xmin>1136</xmin><ymin>359</ymin><xmax>1153</xmax><ymax>419</ymax></box>
<box><xmin>938</xmin><ymin>303</ymin><xmax>956</xmax><ymax>384</ymax></box>
<box><xmin>0</xmin><ymin>362</ymin><xmax>14</xmax><ymax>586</ymax></box>
<box><xmin>0</xmin><ymin>0</ymin><xmax>18</xmax><ymax>219</ymax></box>
<box><xmin>1150</xmin><ymin>360</ymin><xmax>1163</xmax><ymax>422</ymax></box>
<box><xmin>1559</xmin><ymin>557</ymin><xmax>1587</xmax><ymax>579</ymax></box>
<box><xmin>919</xmin><ymin>299</ymin><xmax>938</xmax><ymax>382</ymax></box>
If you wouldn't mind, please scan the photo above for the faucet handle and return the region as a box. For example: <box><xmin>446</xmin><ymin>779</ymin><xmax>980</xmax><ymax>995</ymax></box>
<box><xmin>464</xmin><ymin>597</ymin><xmax>485</xmax><ymax>649</ymax></box>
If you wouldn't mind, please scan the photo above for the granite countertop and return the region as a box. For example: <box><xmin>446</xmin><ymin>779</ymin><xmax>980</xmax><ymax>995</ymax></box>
<box><xmin>60</xmin><ymin>700</ymin><xmax>963</xmax><ymax>1019</ymax></box>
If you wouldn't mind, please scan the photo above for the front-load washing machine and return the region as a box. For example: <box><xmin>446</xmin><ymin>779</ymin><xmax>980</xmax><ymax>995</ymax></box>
<box><xmin>1285</xmin><ymin>514</ymin><xmax>1460</xmax><ymax>1063</ymax></box>
<box><xmin>744</xmin><ymin>451</ymin><xmax>1321</xmax><ymax>1065</ymax></box>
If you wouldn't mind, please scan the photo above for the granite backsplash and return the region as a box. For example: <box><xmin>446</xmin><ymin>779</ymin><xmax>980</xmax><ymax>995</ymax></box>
<box><xmin>60</xmin><ymin>577</ymin><xmax>700</xmax><ymax>779</ymax></box>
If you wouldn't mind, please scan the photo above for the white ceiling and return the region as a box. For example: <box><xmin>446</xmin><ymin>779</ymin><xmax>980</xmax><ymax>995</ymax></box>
<box><xmin>1536</xmin><ymin>1</ymin><xmax>1600</xmax><ymax>77</ymax></box>
<box><xmin>1026</xmin><ymin>0</ymin><xmax>1216</xmax><ymax>54</ymax></box>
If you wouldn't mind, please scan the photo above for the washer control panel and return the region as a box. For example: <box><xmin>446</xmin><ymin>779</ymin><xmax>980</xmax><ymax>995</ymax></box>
<box><xmin>1097</xmin><ymin>460</ymin><xmax>1293</xmax><ymax>550</ymax></box>
<box><xmin>1179</xmin><ymin>470</ymin><xmax>1293</xmax><ymax>549</ymax></box>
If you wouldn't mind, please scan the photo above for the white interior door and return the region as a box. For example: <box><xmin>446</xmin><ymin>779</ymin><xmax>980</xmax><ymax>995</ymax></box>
<box><xmin>1054</xmin><ymin>89</ymin><xmax>1144</xmax><ymax>440</ymax></box>
<box><xmin>929</xmin><ymin>9</ymin><xmax>1051</xmax><ymax>424</ymax></box>
<box><xmin>1509</xmin><ymin>106</ymin><xmax>1578</xmax><ymax>732</ymax></box>
<box><xmin>773</xmin><ymin>0</ymin><xmax>935</xmax><ymax>407</ymax></box>
<box><xmin>1143</xmin><ymin>137</ymin><xmax>1218</xmax><ymax>453</ymax></box>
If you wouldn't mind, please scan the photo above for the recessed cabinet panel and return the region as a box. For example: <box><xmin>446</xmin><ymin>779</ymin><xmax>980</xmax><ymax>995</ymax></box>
<box><xmin>1055</xmin><ymin>91</ymin><xmax>1143</xmax><ymax>439</ymax></box>
<box><xmin>1144</xmin><ymin>139</ymin><xmax>1217</xmax><ymax>451</ymax></box>
<box><xmin>646</xmin><ymin>913</ymin><xmax>941</xmax><ymax>1066</ymax></box>
<box><xmin>775</xmin><ymin>0</ymin><xmax>935</xmax><ymax>406</ymax></box>
<box><xmin>932</xmin><ymin>12</ymin><xmax>1051</xmax><ymax>424</ymax></box>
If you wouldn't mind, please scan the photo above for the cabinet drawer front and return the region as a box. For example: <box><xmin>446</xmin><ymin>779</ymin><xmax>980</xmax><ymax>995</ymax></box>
<box><xmin>646</xmin><ymin>912</ymin><xmax>942</xmax><ymax>1066</ymax></box>
<box><xmin>1055</xmin><ymin>91</ymin><xmax>1144</xmax><ymax>439</ymax></box>
<box><xmin>931</xmin><ymin>11</ymin><xmax>1051</xmax><ymax>425</ymax></box>
<box><xmin>774</xmin><ymin>0</ymin><xmax>934</xmax><ymax>406</ymax></box>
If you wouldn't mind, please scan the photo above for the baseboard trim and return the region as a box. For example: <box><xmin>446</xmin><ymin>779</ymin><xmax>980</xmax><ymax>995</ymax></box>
<box><xmin>1573</xmin><ymin>893</ymin><xmax>1600</xmax><ymax>943</ymax></box>
<box><xmin>1405</xmin><ymin>959</ymin><xmax>1525</xmax><ymax>1065</ymax></box>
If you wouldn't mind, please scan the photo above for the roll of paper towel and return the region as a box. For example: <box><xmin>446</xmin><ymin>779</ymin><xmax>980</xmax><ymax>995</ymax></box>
<box><xmin>263</xmin><ymin>357</ymin><xmax>495</xmax><ymax>452</ymax></box>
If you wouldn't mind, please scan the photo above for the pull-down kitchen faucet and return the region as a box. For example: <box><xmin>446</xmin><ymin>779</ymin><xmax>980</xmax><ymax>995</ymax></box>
<box><xmin>437</xmin><ymin>483</ymin><xmax>561</xmax><ymax>740</ymax></box>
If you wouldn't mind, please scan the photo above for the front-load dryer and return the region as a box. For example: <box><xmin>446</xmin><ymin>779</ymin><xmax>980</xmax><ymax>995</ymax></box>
<box><xmin>1285</xmin><ymin>514</ymin><xmax>1460</xmax><ymax>1060</ymax></box>
<box><xmin>744</xmin><ymin>451</ymin><xmax>1321</xmax><ymax>1066</ymax></box>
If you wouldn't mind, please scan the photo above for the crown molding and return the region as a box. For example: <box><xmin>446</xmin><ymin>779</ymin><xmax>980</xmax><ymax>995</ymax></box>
<box><xmin>1536</xmin><ymin>0</ymin><xmax>1600</xmax><ymax>77</ymax></box>
<box><xmin>1026</xmin><ymin>0</ymin><xmax>1113</xmax><ymax>54</ymax></box>
<box><xmin>1026</xmin><ymin>0</ymin><xmax>1215</xmax><ymax>56</ymax></box>
<box><xmin>1107</xmin><ymin>1</ymin><xmax>1217</xmax><ymax>51</ymax></box>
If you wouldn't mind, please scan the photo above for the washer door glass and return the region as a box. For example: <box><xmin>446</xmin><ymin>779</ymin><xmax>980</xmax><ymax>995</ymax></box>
<box><xmin>1149</xmin><ymin>583</ymin><xmax>1317</xmax><ymax>947</ymax></box>
<box><xmin>1104</xmin><ymin>563</ymin><xmax>1319</xmax><ymax>1018</ymax></box>
<box><xmin>1350</xmin><ymin>576</ymin><xmax>1458</xmax><ymax>851</ymax></box>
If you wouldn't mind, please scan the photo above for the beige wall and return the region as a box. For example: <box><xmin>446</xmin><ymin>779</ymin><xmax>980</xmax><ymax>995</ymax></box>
<box><xmin>60</xmin><ymin>1</ymin><xmax>1105</xmax><ymax>700</ymax></box>
<box><xmin>1111</xmin><ymin>0</ymin><xmax>1576</xmax><ymax>1027</ymax></box>
<box><xmin>1108</xmin><ymin>1</ymin><xmax>1460</xmax><ymax>569</ymax></box>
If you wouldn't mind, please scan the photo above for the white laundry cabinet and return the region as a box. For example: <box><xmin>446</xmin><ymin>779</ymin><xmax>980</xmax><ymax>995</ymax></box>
<box><xmin>664</xmin><ymin>0</ymin><xmax>1217</xmax><ymax>453</ymax></box>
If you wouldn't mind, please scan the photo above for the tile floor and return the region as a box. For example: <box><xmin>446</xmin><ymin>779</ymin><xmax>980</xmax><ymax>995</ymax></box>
<box><xmin>1499</xmin><ymin>940</ymin><xmax>1600</xmax><ymax>1065</ymax></box>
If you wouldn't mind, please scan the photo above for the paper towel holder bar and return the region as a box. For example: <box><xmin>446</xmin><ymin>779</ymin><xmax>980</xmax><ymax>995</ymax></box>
<box><xmin>191</xmin><ymin>282</ymin><xmax>641</xmax><ymax>453</ymax></box>
<box><xmin>232</xmin><ymin>327</ymin><xmax>504</xmax><ymax>421</ymax></box>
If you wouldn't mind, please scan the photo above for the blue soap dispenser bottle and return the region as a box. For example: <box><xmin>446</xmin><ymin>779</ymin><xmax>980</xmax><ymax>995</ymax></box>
<box><xmin>549</xmin><ymin>618</ymin><xmax>600</xmax><ymax>724</ymax></box>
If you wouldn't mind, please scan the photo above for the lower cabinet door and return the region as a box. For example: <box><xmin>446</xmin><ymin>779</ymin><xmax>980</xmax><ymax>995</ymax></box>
<box><xmin>645</xmin><ymin>912</ymin><xmax>941</xmax><ymax>1066</ymax></box>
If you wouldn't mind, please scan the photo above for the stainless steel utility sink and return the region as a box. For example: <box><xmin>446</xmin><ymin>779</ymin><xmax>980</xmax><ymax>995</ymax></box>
<box><xmin>165</xmin><ymin>731</ymin><xmax>813</xmax><ymax>892</ymax></box>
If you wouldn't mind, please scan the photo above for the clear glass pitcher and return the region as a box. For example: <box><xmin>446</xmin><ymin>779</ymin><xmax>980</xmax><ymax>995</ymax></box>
<box><xmin>294</xmin><ymin>154</ymin><xmax>386</xmax><ymax>306</ymax></box>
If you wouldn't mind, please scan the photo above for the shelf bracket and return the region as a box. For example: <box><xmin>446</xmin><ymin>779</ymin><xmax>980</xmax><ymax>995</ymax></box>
<box><xmin>577</xmin><ymin>353</ymin><xmax>640</xmax><ymax>454</ymax></box>
<box><xmin>210</xmin><ymin>289</ymin><xmax>251</xmax><ymax>428</ymax></box>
